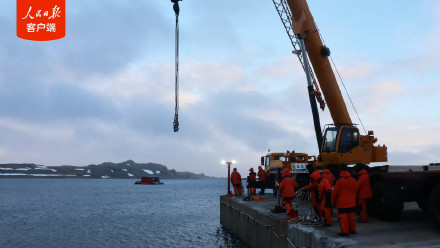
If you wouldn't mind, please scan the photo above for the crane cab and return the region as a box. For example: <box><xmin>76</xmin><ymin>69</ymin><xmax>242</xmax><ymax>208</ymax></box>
<box><xmin>261</xmin><ymin>151</ymin><xmax>316</xmax><ymax>189</ymax></box>
<box><xmin>318</xmin><ymin>125</ymin><xmax>387</xmax><ymax>166</ymax></box>
<box><xmin>261</xmin><ymin>152</ymin><xmax>316</xmax><ymax>172</ymax></box>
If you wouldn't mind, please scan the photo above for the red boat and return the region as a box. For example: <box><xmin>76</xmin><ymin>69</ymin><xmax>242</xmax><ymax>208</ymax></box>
<box><xmin>135</xmin><ymin>177</ymin><xmax>164</xmax><ymax>185</ymax></box>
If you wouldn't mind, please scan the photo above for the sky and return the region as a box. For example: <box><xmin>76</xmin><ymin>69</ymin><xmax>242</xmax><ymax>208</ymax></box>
<box><xmin>1</xmin><ymin>0</ymin><xmax>440</xmax><ymax>177</ymax></box>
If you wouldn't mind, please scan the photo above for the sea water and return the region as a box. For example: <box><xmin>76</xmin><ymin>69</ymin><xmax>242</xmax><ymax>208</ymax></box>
<box><xmin>0</xmin><ymin>178</ymin><xmax>248</xmax><ymax>248</ymax></box>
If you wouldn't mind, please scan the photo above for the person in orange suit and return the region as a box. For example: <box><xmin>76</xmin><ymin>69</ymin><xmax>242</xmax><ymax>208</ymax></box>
<box><xmin>356</xmin><ymin>165</ymin><xmax>372</xmax><ymax>223</ymax></box>
<box><xmin>321</xmin><ymin>169</ymin><xmax>335</xmax><ymax>186</ymax></box>
<box><xmin>279</xmin><ymin>168</ymin><xmax>299</xmax><ymax>221</ymax></box>
<box><xmin>332</xmin><ymin>164</ymin><xmax>357</xmax><ymax>236</ymax></box>
<box><xmin>230</xmin><ymin>168</ymin><xmax>242</xmax><ymax>196</ymax></box>
<box><xmin>257</xmin><ymin>166</ymin><xmax>266</xmax><ymax>195</ymax></box>
<box><xmin>318</xmin><ymin>176</ymin><xmax>332</xmax><ymax>226</ymax></box>
<box><xmin>303</xmin><ymin>169</ymin><xmax>322</xmax><ymax>220</ymax></box>
<box><xmin>248</xmin><ymin>168</ymin><xmax>257</xmax><ymax>195</ymax></box>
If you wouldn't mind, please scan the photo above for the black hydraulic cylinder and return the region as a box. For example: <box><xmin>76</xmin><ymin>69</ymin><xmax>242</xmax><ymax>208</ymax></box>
<box><xmin>308</xmin><ymin>85</ymin><xmax>323</xmax><ymax>151</ymax></box>
<box><xmin>298</xmin><ymin>35</ymin><xmax>323</xmax><ymax>152</ymax></box>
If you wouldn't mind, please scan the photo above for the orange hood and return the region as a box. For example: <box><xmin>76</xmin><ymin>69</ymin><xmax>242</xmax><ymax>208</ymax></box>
<box><xmin>339</xmin><ymin>170</ymin><xmax>351</xmax><ymax>178</ymax></box>
<box><xmin>310</xmin><ymin>170</ymin><xmax>321</xmax><ymax>182</ymax></box>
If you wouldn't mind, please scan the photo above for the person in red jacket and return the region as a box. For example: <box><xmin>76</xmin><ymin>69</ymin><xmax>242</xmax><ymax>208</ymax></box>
<box><xmin>332</xmin><ymin>164</ymin><xmax>357</xmax><ymax>236</ymax></box>
<box><xmin>321</xmin><ymin>169</ymin><xmax>335</xmax><ymax>186</ymax></box>
<box><xmin>279</xmin><ymin>168</ymin><xmax>299</xmax><ymax>221</ymax></box>
<box><xmin>248</xmin><ymin>168</ymin><xmax>257</xmax><ymax>195</ymax></box>
<box><xmin>257</xmin><ymin>166</ymin><xmax>266</xmax><ymax>195</ymax></box>
<box><xmin>318</xmin><ymin>176</ymin><xmax>332</xmax><ymax>226</ymax></box>
<box><xmin>230</xmin><ymin>168</ymin><xmax>242</xmax><ymax>196</ymax></box>
<box><xmin>303</xmin><ymin>169</ymin><xmax>322</xmax><ymax>220</ymax></box>
<box><xmin>356</xmin><ymin>165</ymin><xmax>372</xmax><ymax>223</ymax></box>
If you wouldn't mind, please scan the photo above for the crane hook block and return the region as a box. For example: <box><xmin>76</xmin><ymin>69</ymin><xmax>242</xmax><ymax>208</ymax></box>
<box><xmin>171</xmin><ymin>0</ymin><xmax>181</xmax><ymax>16</ymax></box>
<box><xmin>321</xmin><ymin>45</ymin><xmax>331</xmax><ymax>57</ymax></box>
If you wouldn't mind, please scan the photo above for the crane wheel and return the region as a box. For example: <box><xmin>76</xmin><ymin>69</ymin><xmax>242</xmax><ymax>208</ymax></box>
<box><xmin>428</xmin><ymin>183</ymin><xmax>440</xmax><ymax>226</ymax></box>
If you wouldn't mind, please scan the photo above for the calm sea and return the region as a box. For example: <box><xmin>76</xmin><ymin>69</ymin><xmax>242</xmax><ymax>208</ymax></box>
<box><xmin>0</xmin><ymin>178</ymin><xmax>248</xmax><ymax>248</ymax></box>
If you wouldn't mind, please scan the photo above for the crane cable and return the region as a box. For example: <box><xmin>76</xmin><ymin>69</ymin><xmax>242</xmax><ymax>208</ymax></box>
<box><xmin>329</xmin><ymin>56</ymin><xmax>367</xmax><ymax>135</ymax></box>
<box><xmin>172</xmin><ymin>0</ymin><xmax>181</xmax><ymax>132</ymax></box>
<box><xmin>316</xmin><ymin>28</ymin><xmax>367</xmax><ymax>135</ymax></box>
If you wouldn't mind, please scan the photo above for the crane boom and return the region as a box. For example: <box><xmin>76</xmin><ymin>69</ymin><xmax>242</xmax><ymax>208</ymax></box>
<box><xmin>286</xmin><ymin>0</ymin><xmax>351</xmax><ymax>125</ymax></box>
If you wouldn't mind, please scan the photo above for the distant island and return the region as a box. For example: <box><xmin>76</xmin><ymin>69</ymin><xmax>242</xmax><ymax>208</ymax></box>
<box><xmin>0</xmin><ymin>160</ymin><xmax>212</xmax><ymax>179</ymax></box>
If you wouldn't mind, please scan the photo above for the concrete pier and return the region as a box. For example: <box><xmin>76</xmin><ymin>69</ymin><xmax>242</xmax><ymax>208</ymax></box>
<box><xmin>220</xmin><ymin>194</ymin><xmax>440</xmax><ymax>248</ymax></box>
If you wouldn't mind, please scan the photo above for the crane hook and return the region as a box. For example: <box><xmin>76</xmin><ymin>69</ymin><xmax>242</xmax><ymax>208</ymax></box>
<box><xmin>171</xmin><ymin>0</ymin><xmax>182</xmax><ymax>132</ymax></box>
<box><xmin>171</xmin><ymin>0</ymin><xmax>181</xmax><ymax>17</ymax></box>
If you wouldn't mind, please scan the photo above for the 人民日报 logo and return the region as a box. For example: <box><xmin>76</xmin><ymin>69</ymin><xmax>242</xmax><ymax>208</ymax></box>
<box><xmin>17</xmin><ymin>0</ymin><xmax>66</xmax><ymax>41</ymax></box>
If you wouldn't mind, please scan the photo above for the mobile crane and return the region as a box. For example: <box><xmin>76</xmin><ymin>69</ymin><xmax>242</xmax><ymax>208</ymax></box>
<box><xmin>271</xmin><ymin>0</ymin><xmax>440</xmax><ymax>223</ymax></box>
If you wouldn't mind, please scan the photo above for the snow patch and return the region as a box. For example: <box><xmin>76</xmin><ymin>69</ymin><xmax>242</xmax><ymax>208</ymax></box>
<box><xmin>83</xmin><ymin>175</ymin><xmax>91</xmax><ymax>177</ymax></box>
<box><xmin>16</xmin><ymin>168</ymin><xmax>31</xmax><ymax>171</ymax></box>
<box><xmin>128</xmin><ymin>173</ymin><xmax>134</xmax><ymax>177</ymax></box>
<box><xmin>156</xmin><ymin>171</ymin><xmax>160</xmax><ymax>174</ymax></box>
<box><xmin>87</xmin><ymin>170</ymin><xmax>91</xmax><ymax>174</ymax></box>
<box><xmin>143</xmin><ymin>169</ymin><xmax>153</xmax><ymax>175</ymax></box>
<box><xmin>110</xmin><ymin>170</ymin><xmax>114</xmax><ymax>172</ymax></box>
<box><xmin>0</xmin><ymin>168</ymin><xmax>13</xmax><ymax>170</ymax></box>
<box><xmin>75</xmin><ymin>168</ymin><xmax>85</xmax><ymax>171</ymax></box>
<box><xmin>0</xmin><ymin>173</ymin><xmax>27</xmax><ymax>176</ymax></box>
<box><xmin>101</xmin><ymin>175</ymin><xmax>110</xmax><ymax>179</ymax></box>
<box><xmin>122</xmin><ymin>169</ymin><xmax>127</xmax><ymax>172</ymax></box>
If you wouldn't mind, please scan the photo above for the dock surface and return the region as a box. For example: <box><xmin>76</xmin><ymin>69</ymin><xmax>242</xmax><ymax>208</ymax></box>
<box><xmin>220</xmin><ymin>194</ymin><xmax>440</xmax><ymax>248</ymax></box>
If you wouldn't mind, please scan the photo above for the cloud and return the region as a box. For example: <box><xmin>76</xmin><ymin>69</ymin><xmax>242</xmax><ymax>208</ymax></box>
<box><xmin>335</xmin><ymin>62</ymin><xmax>373</xmax><ymax>81</ymax></box>
<box><xmin>255</xmin><ymin>56</ymin><xmax>302</xmax><ymax>81</ymax></box>
<box><xmin>0</xmin><ymin>1</ymin><xmax>170</xmax><ymax>84</ymax></box>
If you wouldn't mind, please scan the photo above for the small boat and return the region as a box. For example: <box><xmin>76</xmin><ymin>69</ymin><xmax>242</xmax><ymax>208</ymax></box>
<box><xmin>135</xmin><ymin>177</ymin><xmax>164</xmax><ymax>185</ymax></box>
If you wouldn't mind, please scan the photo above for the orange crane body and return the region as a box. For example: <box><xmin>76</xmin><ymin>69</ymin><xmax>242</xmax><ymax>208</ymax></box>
<box><xmin>285</xmin><ymin>0</ymin><xmax>387</xmax><ymax>166</ymax></box>
<box><xmin>272</xmin><ymin>0</ymin><xmax>440</xmax><ymax>224</ymax></box>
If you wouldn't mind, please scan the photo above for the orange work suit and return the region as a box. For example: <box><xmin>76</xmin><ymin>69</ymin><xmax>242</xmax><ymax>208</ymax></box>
<box><xmin>248</xmin><ymin>168</ymin><xmax>257</xmax><ymax>195</ymax></box>
<box><xmin>332</xmin><ymin>170</ymin><xmax>357</xmax><ymax>235</ymax></box>
<box><xmin>321</xmin><ymin>169</ymin><xmax>335</xmax><ymax>186</ymax></box>
<box><xmin>279</xmin><ymin>168</ymin><xmax>298</xmax><ymax>220</ymax></box>
<box><xmin>319</xmin><ymin>178</ymin><xmax>332</xmax><ymax>225</ymax></box>
<box><xmin>231</xmin><ymin>171</ymin><xmax>242</xmax><ymax>196</ymax></box>
<box><xmin>257</xmin><ymin>166</ymin><xmax>266</xmax><ymax>194</ymax></box>
<box><xmin>304</xmin><ymin>170</ymin><xmax>322</xmax><ymax>218</ymax></box>
<box><xmin>356</xmin><ymin>169</ymin><xmax>372</xmax><ymax>222</ymax></box>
